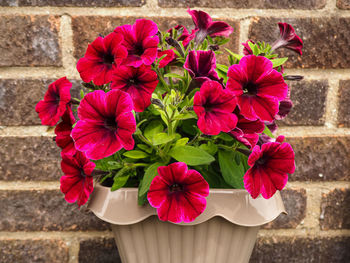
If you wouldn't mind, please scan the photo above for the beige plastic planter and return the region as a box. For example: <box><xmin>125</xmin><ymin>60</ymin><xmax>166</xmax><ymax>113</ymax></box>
<box><xmin>88</xmin><ymin>184</ymin><xmax>286</xmax><ymax>263</ymax></box>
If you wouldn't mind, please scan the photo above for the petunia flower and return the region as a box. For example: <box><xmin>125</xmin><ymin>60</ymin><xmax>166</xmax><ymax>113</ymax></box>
<box><xmin>271</xmin><ymin>22</ymin><xmax>303</xmax><ymax>55</ymax></box>
<box><xmin>157</xmin><ymin>49</ymin><xmax>176</xmax><ymax>68</ymax></box>
<box><xmin>276</xmin><ymin>97</ymin><xmax>293</xmax><ymax>120</ymax></box>
<box><xmin>226</xmin><ymin>55</ymin><xmax>288</xmax><ymax>122</ymax></box>
<box><xmin>111</xmin><ymin>65</ymin><xmax>158</xmax><ymax>112</ymax></box>
<box><xmin>115</xmin><ymin>19</ymin><xmax>159</xmax><ymax>68</ymax></box>
<box><xmin>55</xmin><ymin>107</ymin><xmax>76</xmax><ymax>156</ymax></box>
<box><xmin>35</xmin><ymin>77</ymin><xmax>72</xmax><ymax>126</ymax></box>
<box><xmin>71</xmin><ymin>90</ymin><xmax>136</xmax><ymax>160</ymax></box>
<box><xmin>242</xmin><ymin>40</ymin><xmax>255</xmax><ymax>55</ymax></box>
<box><xmin>147</xmin><ymin>162</ymin><xmax>209</xmax><ymax>223</ymax></box>
<box><xmin>184</xmin><ymin>50</ymin><xmax>220</xmax><ymax>85</ymax></box>
<box><xmin>167</xmin><ymin>25</ymin><xmax>196</xmax><ymax>47</ymax></box>
<box><xmin>77</xmin><ymin>32</ymin><xmax>128</xmax><ymax>86</ymax></box>
<box><xmin>244</xmin><ymin>135</ymin><xmax>295</xmax><ymax>199</ymax></box>
<box><xmin>229</xmin><ymin>113</ymin><xmax>265</xmax><ymax>149</ymax></box>
<box><xmin>187</xmin><ymin>8</ymin><xmax>234</xmax><ymax>44</ymax></box>
<box><xmin>193</xmin><ymin>80</ymin><xmax>237</xmax><ymax>135</ymax></box>
<box><xmin>60</xmin><ymin>151</ymin><xmax>96</xmax><ymax>207</ymax></box>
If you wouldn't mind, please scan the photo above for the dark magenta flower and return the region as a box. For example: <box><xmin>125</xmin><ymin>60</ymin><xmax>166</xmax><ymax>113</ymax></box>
<box><xmin>55</xmin><ymin>107</ymin><xmax>76</xmax><ymax>157</ymax></box>
<box><xmin>194</xmin><ymin>80</ymin><xmax>237</xmax><ymax>135</ymax></box>
<box><xmin>229</xmin><ymin>113</ymin><xmax>265</xmax><ymax>149</ymax></box>
<box><xmin>244</xmin><ymin>136</ymin><xmax>295</xmax><ymax>199</ymax></box>
<box><xmin>77</xmin><ymin>32</ymin><xmax>127</xmax><ymax>86</ymax></box>
<box><xmin>71</xmin><ymin>90</ymin><xmax>136</xmax><ymax>160</ymax></box>
<box><xmin>242</xmin><ymin>40</ymin><xmax>255</xmax><ymax>55</ymax></box>
<box><xmin>276</xmin><ymin>97</ymin><xmax>293</xmax><ymax>120</ymax></box>
<box><xmin>115</xmin><ymin>19</ymin><xmax>159</xmax><ymax>68</ymax></box>
<box><xmin>167</xmin><ymin>25</ymin><xmax>196</xmax><ymax>47</ymax></box>
<box><xmin>147</xmin><ymin>162</ymin><xmax>209</xmax><ymax>223</ymax></box>
<box><xmin>187</xmin><ymin>8</ymin><xmax>234</xmax><ymax>43</ymax></box>
<box><xmin>184</xmin><ymin>50</ymin><xmax>219</xmax><ymax>85</ymax></box>
<box><xmin>111</xmin><ymin>65</ymin><xmax>158</xmax><ymax>112</ymax></box>
<box><xmin>226</xmin><ymin>55</ymin><xmax>288</xmax><ymax>122</ymax></box>
<box><xmin>60</xmin><ymin>151</ymin><xmax>95</xmax><ymax>207</ymax></box>
<box><xmin>157</xmin><ymin>49</ymin><xmax>176</xmax><ymax>68</ymax></box>
<box><xmin>35</xmin><ymin>77</ymin><xmax>72</xmax><ymax>126</ymax></box>
<box><xmin>272</xmin><ymin>22</ymin><xmax>303</xmax><ymax>55</ymax></box>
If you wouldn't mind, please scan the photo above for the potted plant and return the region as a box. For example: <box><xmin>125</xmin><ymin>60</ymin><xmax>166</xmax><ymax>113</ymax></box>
<box><xmin>35</xmin><ymin>9</ymin><xmax>303</xmax><ymax>263</ymax></box>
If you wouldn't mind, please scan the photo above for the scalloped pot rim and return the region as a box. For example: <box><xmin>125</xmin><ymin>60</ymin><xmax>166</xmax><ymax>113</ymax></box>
<box><xmin>87</xmin><ymin>184</ymin><xmax>286</xmax><ymax>226</ymax></box>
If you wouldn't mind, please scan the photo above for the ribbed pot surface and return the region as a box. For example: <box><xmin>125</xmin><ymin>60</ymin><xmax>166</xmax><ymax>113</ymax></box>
<box><xmin>111</xmin><ymin>216</ymin><xmax>259</xmax><ymax>263</ymax></box>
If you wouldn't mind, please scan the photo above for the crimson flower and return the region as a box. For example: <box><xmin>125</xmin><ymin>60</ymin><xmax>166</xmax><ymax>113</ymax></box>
<box><xmin>111</xmin><ymin>65</ymin><xmax>158</xmax><ymax>112</ymax></box>
<box><xmin>77</xmin><ymin>32</ymin><xmax>127</xmax><ymax>86</ymax></box>
<box><xmin>157</xmin><ymin>49</ymin><xmax>176</xmax><ymax>68</ymax></box>
<box><xmin>55</xmin><ymin>107</ymin><xmax>76</xmax><ymax>156</ymax></box>
<box><xmin>194</xmin><ymin>80</ymin><xmax>237</xmax><ymax>135</ymax></box>
<box><xmin>272</xmin><ymin>22</ymin><xmax>303</xmax><ymax>55</ymax></box>
<box><xmin>187</xmin><ymin>8</ymin><xmax>234</xmax><ymax>43</ymax></box>
<box><xmin>168</xmin><ymin>25</ymin><xmax>196</xmax><ymax>47</ymax></box>
<box><xmin>115</xmin><ymin>19</ymin><xmax>159</xmax><ymax>68</ymax></box>
<box><xmin>147</xmin><ymin>162</ymin><xmax>209</xmax><ymax>223</ymax></box>
<box><xmin>244</xmin><ymin>136</ymin><xmax>295</xmax><ymax>199</ymax></box>
<box><xmin>226</xmin><ymin>55</ymin><xmax>288</xmax><ymax>122</ymax></box>
<box><xmin>35</xmin><ymin>77</ymin><xmax>72</xmax><ymax>126</ymax></box>
<box><xmin>60</xmin><ymin>151</ymin><xmax>95</xmax><ymax>207</ymax></box>
<box><xmin>242</xmin><ymin>40</ymin><xmax>255</xmax><ymax>55</ymax></box>
<box><xmin>229</xmin><ymin>113</ymin><xmax>265</xmax><ymax>149</ymax></box>
<box><xmin>184</xmin><ymin>50</ymin><xmax>219</xmax><ymax>85</ymax></box>
<box><xmin>71</xmin><ymin>90</ymin><xmax>136</xmax><ymax>160</ymax></box>
<box><xmin>276</xmin><ymin>97</ymin><xmax>293</xmax><ymax>120</ymax></box>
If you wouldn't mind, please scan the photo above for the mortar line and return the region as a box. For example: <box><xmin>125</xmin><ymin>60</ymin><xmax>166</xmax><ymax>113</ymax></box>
<box><xmin>0</xmin><ymin>231</ymin><xmax>114</xmax><ymax>240</ymax></box>
<box><xmin>287</xmin><ymin>181</ymin><xmax>350</xmax><ymax>189</ymax></box>
<box><xmin>258</xmin><ymin>228</ymin><xmax>350</xmax><ymax>237</ymax></box>
<box><xmin>0</xmin><ymin>126</ymin><xmax>53</xmax><ymax>137</ymax></box>
<box><xmin>324</xmin><ymin>78</ymin><xmax>340</xmax><ymax>128</ymax></box>
<box><xmin>67</xmin><ymin>239</ymin><xmax>80</xmax><ymax>263</ymax></box>
<box><xmin>238</xmin><ymin>18</ymin><xmax>251</xmax><ymax>55</ymax></box>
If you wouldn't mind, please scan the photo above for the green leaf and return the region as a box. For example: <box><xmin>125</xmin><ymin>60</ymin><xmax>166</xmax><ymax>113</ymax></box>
<box><xmin>144</xmin><ymin>120</ymin><xmax>164</xmax><ymax>141</ymax></box>
<box><xmin>137</xmin><ymin>144</ymin><xmax>152</xmax><ymax>154</ymax></box>
<box><xmin>138</xmin><ymin>162</ymin><xmax>164</xmax><ymax>197</ymax></box>
<box><xmin>174</xmin><ymin>112</ymin><xmax>196</xmax><ymax>120</ymax></box>
<box><xmin>271</xmin><ymin>57</ymin><xmax>288</xmax><ymax>68</ymax></box>
<box><xmin>123</xmin><ymin>150</ymin><xmax>148</xmax><ymax>159</ymax></box>
<box><xmin>215</xmin><ymin>132</ymin><xmax>233</xmax><ymax>142</ymax></box>
<box><xmin>199</xmin><ymin>141</ymin><xmax>218</xmax><ymax>155</ymax></box>
<box><xmin>111</xmin><ymin>174</ymin><xmax>130</xmax><ymax>191</ymax></box>
<box><xmin>174</xmin><ymin>137</ymin><xmax>189</xmax><ymax>147</ymax></box>
<box><xmin>225</xmin><ymin>48</ymin><xmax>243</xmax><ymax>61</ymax></box>
<box><xmin>218</xmin><ymin>150</ymin><xmax>245</xmax><ymax>189</ymax></box>
<box><xmin>216</xmin><ymin>64</ymin><xmax>229</xmax><ymax>73</ymax></box>
<box><xmin>164</xmin><ymin>73</ymin><xmax>184</xmax><ymax>79</ymax></box>
<box><xmin>152</xmin><ymin>133</ymin><xmax>176</xmax><ymax>146</ymax></box>
<box><xmin>169</xmin><ymin>146</ymin><xmax>215</xmax><ymax>166</ymax></box>
<box><xmin>262</xmin><ymin>125</ymin><xmax>275</xmax><ymax>138</ymax></box>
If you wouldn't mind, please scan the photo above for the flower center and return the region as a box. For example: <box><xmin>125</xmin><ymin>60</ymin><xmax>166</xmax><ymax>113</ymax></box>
<box><xmin>243</xmin><ymin>82</ymin><xmax>258</xmax><ymax>96</ymax></box>
<box><xmin>104</xmin><ymin>117</ymin><xmax>118</xmax><ymax>132</ymax></box>
<box><xmin>132</xmin><ymin>43</ymin><xmax>144</xmax><ymax>56</ymax></box>
<box><xmin>256</xmin><ymin>154</ymin><xmax>270</xmax><ymax>166</ymax></box>
<box><xmin>81</xmin><ymin>170</ymin><xmax>86</xmax><ymax>178</ymax></box>
<box><xmin>103</xmin><ymin>53</ymin><xmax>114</xmax><ymax>65</ymax></box>
<box><xmin>169</xmin><ymin>183</ymin><xmax>183</xmax><ymax>192</ymax></box>
<box><xmin>128</xmin><ymin>78</ymin><xmax>139</xmax><ymax>86</ymax></box>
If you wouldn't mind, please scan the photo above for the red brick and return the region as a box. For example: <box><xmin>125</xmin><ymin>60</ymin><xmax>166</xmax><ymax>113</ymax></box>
<box><xmin>338</xmin><ymin>80</ymin><xmax>350</xmax><ymax>128</ymax></box>
<box><xmin>0</xmin><ymin>15</ymin><xmax>61</xmax><ymax>66</ymax></box>
<box><xmin>337</xmin><ymin>0</ymin><xmax>350</xmax><ymax>9</ymax></box>
<box><xmin>79</xmin><ymin>238</ymin><xmax>121</xmax><ymax>263</ymax></box>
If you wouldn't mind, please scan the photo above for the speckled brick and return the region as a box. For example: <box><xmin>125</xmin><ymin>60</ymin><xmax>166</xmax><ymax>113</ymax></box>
<box><xmin>250</xmin><ymin>236</ymin><xmax>350</xmax><ymax>263</ymax></box>
<box><xmin>0</xmin><ymin>190</ymin><xmax>109</xmax><ymax>231</ymax></box>
<box><xmin>8</xmin><ymin>0</ymin><xmax>144</xmax><ymax>6</ymax></box>
<box><xmin>79</xmin><ymin>238</ymin><xmax>121</xmax><ymax>263</ymax></box>
<box><xmin>0</xmin><ymin>15</ymin><xmax>61</xmax><ymax>66</ymax></box>
<box><xmin>249</xmin><ymin>17</ymin><xmax>350</xmax><ymax>69</ymax></box>
<box><xmin>263</xmin><ymin>189</ymin><xmax>306</xmax><ymax>229</ymax></box>
<box><xmin>286</xmin><ymin>136</ymin><xmax>350</xmax><ymax>181</ymax></box>
<box><xmin>0</xmin><ymin>239</ymin><xmax>69</xmax><ymax>263</ymax></box>
<box><xmin>338</xmin><ymin>80</ymin><xmax>350</xmax><ymax>128</ymax></box>
<box><xmin>158</xmin><ymin>0</ymin><xmax>326</xmax><ymax>9</ymax></box>
<box><xmin>278</xmin><ymin>80</ymin><xmax>327</xmax><ymax>126</ymax></box>
<box><xmin>337</xmin><ymin>0</ymin><xmax>350</xmax><ymax>9</ymax></box>
<box><xmin>320</xmin><ymin>188</ymin><xmax>350</xmax><ymax>230</ymax></box>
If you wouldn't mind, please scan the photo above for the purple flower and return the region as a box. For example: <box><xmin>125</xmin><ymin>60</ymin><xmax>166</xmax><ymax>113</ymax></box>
<box><xmin>272</xmin><ymin>22</ymin><xmax>303</xmax><ymax>55</ymax></box>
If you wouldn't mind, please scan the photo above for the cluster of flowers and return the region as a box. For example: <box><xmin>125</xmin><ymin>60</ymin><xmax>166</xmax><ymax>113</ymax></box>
<box><xmin>36</xmin><ymin>9</ymin><xmax>303</xmax><ymax>223</ymax></box>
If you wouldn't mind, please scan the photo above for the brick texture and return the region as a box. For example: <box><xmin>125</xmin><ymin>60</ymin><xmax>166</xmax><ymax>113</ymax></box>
<box><xmin>0</xmin><ymin>190</ymin><xmax>110</xmax><ymax>231</ymax></box>
<box><xmin>158</xmin><ymin>0</ymin><xmax>326</xmax><ymax>9</ymax></box>
<box><xmin>337</xmin><ymin>0</ymin><xmax>350</xmax><ymax>9</ymax></box>
<box><xmin>0</xmin><ymin>15</ymin><xmax>61</xmax><ymax>66</ymax></box>
<box><xmin>2</xmin><ymin>0</ymin><xmax>144</xmax><ymax>6</ymax></box>
<box><xmin>320</xmin><ymin>188</ymin><xmax>350</xmax><ymax>230</ymax></box>
<box><xmin>249</xmin><ymin>17</ymin><xmax>350</xmax><ymax>69</ymax></box>
<box><xmin>286</xmin><ymin>136</ymin><xmax>350</xmax><ymax>181</ymax></box>
<box><xmin>0</xmin><ymin>239</ymin><xmax>69</xmax><ymax>263</ymax></box>
<box><xmin>338</xmin><ymin>80</ymin><xmax>350</xmax><ymax>128</ymax></box>
<box><xmin>250</xmin><ymin>236</ymin><xmax>350</xmax><ymax>263</ymax></box>
<box><xmin>79</xmin><ymin>238</ymin><xmax>121</xmax><ymax>263</ymax></box>
<box><xmin>263</xmin><ymin>189</ymin><xmax>306</xmax><ymax>229</ymax></box>
<box><xmin>278</xmin><ymin>80</ymin><xmax>327</xmax><ymax>126</ymax></box>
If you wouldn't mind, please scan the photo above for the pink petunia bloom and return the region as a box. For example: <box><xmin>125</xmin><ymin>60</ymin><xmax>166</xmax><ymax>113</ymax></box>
<box><xmin>35</xmin><ymin>77</ymin><xmax>72</xmax><ymax>126</ymax></box>
<box><xmin>184</xmin><ymin>50</ymin><xmax>220</xmax><ymax>85</ymax></box>
<box><xmin>194</xmin><ymin>80</ymin><xmax>237</xmax><ymax>135</ymax></box>
<box><xmin>226</xmin><ymin>55</ymin><xmax>288</xmax><ymax>122</ymax></box>
<box><xmin>147</xmin><ymin>162</ymin><xmax>209</xmax><ymax>223</ymax></box>
<box><xmin>55</xmin><ymin>107</ymin><xmax>76</xmax><ymax>156</ymax></box>
<box><xmin>167</xmin><ymin>25</ymin><xmax>196</xmax><ymax>47</ymax></box>
<box><xmin>71</xmin><ymin>90</ymin><xmax>136</xmax><ymax>160</ymax></box>
<box><xmin>77</xmin><ymin>32</ymin><xmax>127</xmax><ymax>86</ymax></box>
<box><xmin>157</xmin><ymin>49</ymin><xmax>176</xmax><ymax>68</ymax></box>
<box><xmin>111</xmin><ymin>65</ymin><xmax>158</xmax><ymax>112</ymax></box>
<box><xmin>229</xmin><ymin>113</ymin><xmax>265</xmax><ymax>149</ymax></box>
<box><xmin>60</xmin><ymin>151</ymin><xmax>96</xmax><ymax>207</ymax></box>
<box><xmin>115</xmin><ymin>19</ymin><xmax>159</xmax><ymax>68</ymax></box>
<box><xmin>271</xmin><ymin>22</ymin><xmax>303</xmax><ymax>55</ymax></box>
<box><xmin>244</xmin><ymin>135</ymin><xmax>295</xmax><ymax>199</ymax></box>
<box><xmin>242</xmin><ymin>40</ymin><xmax>255</xmax><ymax>55</ymax></box>
<box><xmin>187</xmin><ymin>8</ymin><xmax>234</xmax><ymax>44</ymax></box>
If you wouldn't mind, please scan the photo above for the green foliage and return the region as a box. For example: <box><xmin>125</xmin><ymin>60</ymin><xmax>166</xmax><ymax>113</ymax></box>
<box><xmin>218</xmin><ymin>150</ymin><xmax>245</xmax><ymax>189</ymax></box>
<box><xmin>169</xmin><ymin>146</ymin><xmax>215</xmax><ymax>166</ymax></box>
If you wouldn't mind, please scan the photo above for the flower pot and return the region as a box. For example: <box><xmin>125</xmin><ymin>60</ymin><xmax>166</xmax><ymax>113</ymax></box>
<box><xmin>88</xmin><ymin>184</ymin><xmax>286</xmax><ymax>263</ymax></box>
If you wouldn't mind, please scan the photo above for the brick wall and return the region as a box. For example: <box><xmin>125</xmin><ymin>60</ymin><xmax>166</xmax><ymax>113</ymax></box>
<box><xmin>0</xmin><ymin>0</ymin><xmax>349</xmax><ymax>262</ymax></box>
